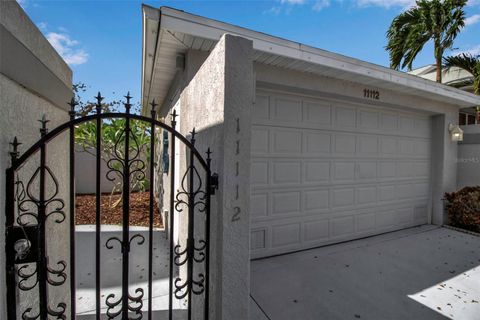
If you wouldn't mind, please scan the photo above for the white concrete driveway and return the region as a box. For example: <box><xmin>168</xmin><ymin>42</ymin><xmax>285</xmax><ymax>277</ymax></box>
<box><xmin>250</xmin><ymin>225</ymin><xmax>480</xmax><ymax>320</ymax></box>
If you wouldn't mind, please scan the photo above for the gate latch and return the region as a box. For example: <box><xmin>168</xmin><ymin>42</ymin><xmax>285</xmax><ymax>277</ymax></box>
<box><xmin>6</xmin><ymin>225</ymin><xmax>39</xmax><ymax>264</ymax></box>
<box><xmin>210</xmin><ymin>173</ymin><xmax>219</xmax><ymax>195</ymax></box>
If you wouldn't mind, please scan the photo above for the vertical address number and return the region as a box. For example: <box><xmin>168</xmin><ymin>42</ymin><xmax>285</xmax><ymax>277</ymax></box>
<box><xmin>363</xmin><ymin>89</ymin><xmax>380</xmax><ymax>100</ymax></box>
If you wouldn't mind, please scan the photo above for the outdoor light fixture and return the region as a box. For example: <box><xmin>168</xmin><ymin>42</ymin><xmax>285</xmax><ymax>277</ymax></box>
<box><xmin>449</xmin><ymin>123</ymin><xmax>463</xmax><ymax>142</ymax></box>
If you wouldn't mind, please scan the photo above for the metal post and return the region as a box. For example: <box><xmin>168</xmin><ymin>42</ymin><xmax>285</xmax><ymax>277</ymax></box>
<box><xmin>68</xmin><ymin>98</ymin><xmax>77</xmax><ymax>320</ymax></box>
<box><xmin>38</xmin><ymin>115</ymin><xmax>49</xmax><ymax>320</ymax></box>
<box><xmin>148</xmin><ymin>100</ymin><xmax>157</xmax><ymax>320</ymax></box>
<box><xmin>168</xmin><ymin>110</ymin><xmax>177</xmax><ymax>320</ymax></box>
<box><xmin>95</xmin><ymin>92</ymin><xmax>103</xmax><ymax>320</ymax></box>
<box><xmin>187</xmin><ymin>129</ymin><xmax>196</xmax><ymax>320</ymax></box>
<box><xmin>121</xmin><ymin>93</ymin><xmax>132</xmax><ymax>320</ymax></box>
<box><xmin>204</xmin><ymin>148</ymin><xmax>212</xmax><ymax>320</ymax></box>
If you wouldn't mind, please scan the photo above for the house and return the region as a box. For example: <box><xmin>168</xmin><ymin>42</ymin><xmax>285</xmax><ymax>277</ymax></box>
<box><xmin>409</xmin><ymin>64</ymin><xmax>479</xmax><ymax>125</ymax></box>
<box><xmin>141</xmin><ymin>5</ymin><xmax>480</xmax><ymax>319</ymax></box>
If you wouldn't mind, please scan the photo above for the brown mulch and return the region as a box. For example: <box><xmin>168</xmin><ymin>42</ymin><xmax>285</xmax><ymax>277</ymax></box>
<box><xmin>444</xmin><ymin>186</ymin><xmax>480</xmax><ymax>233</ymax></box>
<box><xmin>75</xmin><ymin>192</ymin><xmax>163</xmax><ymax>227</ymax></box>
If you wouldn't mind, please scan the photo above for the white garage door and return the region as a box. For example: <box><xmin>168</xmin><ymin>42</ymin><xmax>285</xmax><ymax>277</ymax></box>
<box><xmin>250</xmin><ymin>90</ymin><xmax>432</xmax><ymax>258</ymax></box>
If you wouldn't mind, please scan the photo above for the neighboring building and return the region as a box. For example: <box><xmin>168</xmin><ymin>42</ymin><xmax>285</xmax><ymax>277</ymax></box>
<box><xmin>410</xmin><ymin>64</ymin><xmax>478</xmax><ymax>125</ymax></box>
<box><xmin>0</xmin><ymin>0</ymin><xmax>73</xmax><ymax>318</ymax></box>
<box><xmin>141</xmin><ymin>6</ymin><xmax>480</xmax><ymax>319</ymax></box>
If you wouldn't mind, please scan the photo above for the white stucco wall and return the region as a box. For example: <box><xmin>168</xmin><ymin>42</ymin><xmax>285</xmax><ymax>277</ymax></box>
<box><xmin>0</xmin><ymin>1</ymin><xmax>72</xmax><ymax>318</ymax></box>
<box><xmin>457</xmin><ymin>125</ymin><xmax>480</xmax><ymax>188</ymax></box>
<box><xmin>157</xmin><ymin>34</ymin><xmax>254</xmax><ymax>320</ymax></box>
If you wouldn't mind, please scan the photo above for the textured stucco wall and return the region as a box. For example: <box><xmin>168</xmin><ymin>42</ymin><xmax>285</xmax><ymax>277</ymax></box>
<box><xmin>158</xmin><ymin>34</ymin><xmax>254</xmax><ymax>319</ymax></box>
<box><xmin>1</xmin><ymin>1</ymin><xmax>72</xmax><ymax>318</ymax></box>
<box><xmin>457</xmin><ymin>125</ymin><xmax>480</xmax><ymax>188</ymax></box>
<box><xmin>0</xmin><ymin>74</ymin><xmax>70</xmax><ymax>319</ymax></box>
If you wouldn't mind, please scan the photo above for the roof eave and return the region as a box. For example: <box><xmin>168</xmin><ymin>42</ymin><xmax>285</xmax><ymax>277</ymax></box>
<box><xmin>143</xmin><ymin>6</ymin><xmax>480</xmax><ymax>111</ymax></box>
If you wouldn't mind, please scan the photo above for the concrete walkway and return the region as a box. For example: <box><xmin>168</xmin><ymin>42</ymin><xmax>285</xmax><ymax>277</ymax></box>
<box><xmin>250</xmin><ymin>225</ymin><xmax>480</xmax><ymax>320</ymax></box>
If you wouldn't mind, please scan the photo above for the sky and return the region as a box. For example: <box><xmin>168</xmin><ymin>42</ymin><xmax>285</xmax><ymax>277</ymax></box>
<box><xmin>18</xmin><ymin>0</ymin><xmax>480</xmax><ymax>106</ymax></box>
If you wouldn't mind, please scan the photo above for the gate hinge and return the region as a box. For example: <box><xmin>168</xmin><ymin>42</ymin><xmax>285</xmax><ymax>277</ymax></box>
<box><xmin>210</xmin><ymin>173</ymin><xmax>219</xmax><ymax>195</ymax></box>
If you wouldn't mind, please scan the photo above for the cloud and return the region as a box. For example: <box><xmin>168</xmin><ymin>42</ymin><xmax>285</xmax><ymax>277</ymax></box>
<box><xmin>46</xmin><ymin>32</ymin><xmax>88</xmax><ymax>65</ymax></box>
<box><xmin>281</xmin><ymin>0</ymin><xmax>306</xmax><ymax>4</ymax></box>
<box><xmin>271</xmin><ymin>0</ymin><xmax>477</xmax><ymax>14</ymax></box>
<box><xmin>37</xmin><ymin>22</ymin><xmax>47</xmax><ymax>31</ymax></box>
<box><xmin>354</xmin><ymin>0</ymin><xmax>415</xmax><ymax>9</ymax></box>
<box><xmin>465</xmin><ymin>14</ymin><xmax>480</xmax><ymax>26</ymax></box>
<box><xmin>313</xmin><ymin>0</ymin><xmax>331</xmax><ymax>11</ymax></box>
<box><xmin>452</xmin><ymin>45</ymin><xmax>480</xmax><ymax>56</ymax></box>
<box><xmin>264</xmin><ymin>6</ymin><xmax>283</xmax><ymax>15</ymax></box>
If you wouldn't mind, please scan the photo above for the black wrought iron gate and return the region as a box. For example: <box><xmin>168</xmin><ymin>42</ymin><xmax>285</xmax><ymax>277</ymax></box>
<box><xmin>5</xmin><ymin>93</ymin><xmax>215</xmax><ymax>320</ymax></box>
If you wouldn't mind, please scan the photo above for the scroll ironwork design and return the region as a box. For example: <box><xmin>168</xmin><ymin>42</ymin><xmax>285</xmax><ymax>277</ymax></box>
<box><xmin>5</xmin><ymin>92</ymin><xmax>215</xmax><ymax>320</ymax></box>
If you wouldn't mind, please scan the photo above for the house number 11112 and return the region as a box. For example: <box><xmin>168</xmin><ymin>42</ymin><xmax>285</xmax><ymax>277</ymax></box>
<box><xmin>363</xmin><ymin>89</ymin><xmax>380</xmax><ymax>100</ymax></box>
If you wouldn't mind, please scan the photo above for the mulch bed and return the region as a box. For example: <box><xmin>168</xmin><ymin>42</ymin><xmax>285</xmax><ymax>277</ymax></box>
<box><xmin>75</xmin><ymin>192</ymin><xmax>163</xmax><ymax>228</ymax></box>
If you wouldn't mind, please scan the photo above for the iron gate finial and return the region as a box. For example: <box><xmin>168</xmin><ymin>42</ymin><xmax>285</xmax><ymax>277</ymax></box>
<box><xmin>10</xmin><ymin>137</ymin><xmax>21</xmax><ymax>164</ymax></box>
<box><xmin>39</xmin><ymin>115</ymin><xmax>49</xmax><ymax>137</ymax></box>
<box><xmin>95</xmin><ymin>92</ymin><xmax>104</xmax><ymax>114</ymax></box>
<box><xmin>124</xmin><ymin>92</ymin><xmax>132</xmax><ymax>114</ymax></box>
<box><xmin>171</xmin><ymin>109</ymin><xmax>178</xmax><ymax>128</ymax></box>
<box><xmin>68</xmin><ymin>97</ymin><xmax>78</xmax><ymax>120</ymax></box>
<box><xmin>150</xmin><ymin>99</ymin><xmax>157</xmax><ymax>119</ymax></box>
<box><xmin>190</xmin><ymin>128</ymin><xmax>196</xmax><ymax>145</ymax></box>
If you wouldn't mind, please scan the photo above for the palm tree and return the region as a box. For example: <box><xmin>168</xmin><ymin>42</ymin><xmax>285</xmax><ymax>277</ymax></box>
<box><xmin>444</xmin><ymin>53</ymin><xmax>480</xmax><ymax>94</ymax></box>
<box><xmin>386</xmin><ymin>0</ymin><xmax>467</xmax><ymax>83</ymax></box>
<box><xmin>444</xmin><ymin>53</ymin><xmax>480</xmax><ymax>121</ymax></box>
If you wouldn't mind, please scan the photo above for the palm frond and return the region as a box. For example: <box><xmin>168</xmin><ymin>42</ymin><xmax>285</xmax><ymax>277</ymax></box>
<box><xmin>444</xmin><ymin>53</ymin><xmax>480</xmax><ymax>94</ymax></box>
<box><xmin>385</xmin><ymin>0</ymin><xmax>467</xmax><ymax>77</ymax></box>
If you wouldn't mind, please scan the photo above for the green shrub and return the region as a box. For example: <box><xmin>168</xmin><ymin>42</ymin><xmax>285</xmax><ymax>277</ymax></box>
<box><xmin>444</xmin><ymin>186</ymin><xmax>480</xmax><ymax>233</ymax></box>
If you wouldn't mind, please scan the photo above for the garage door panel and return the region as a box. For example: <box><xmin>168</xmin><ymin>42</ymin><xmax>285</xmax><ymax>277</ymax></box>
<box><xmin>357</xmin><ymin>110</ymin><xmax>379</xmax><ymax>130</ymax></box>
<box><xmin>303</xmin><ymin>219</ymin><xmax>329</xmax><ymax>242</ymax></box>
<box><xmin>334</xmin><ymin>134</ymin><xmax>356</xmax><ymax>154</ymax></box>
<box><xmin>255</xmin><ymin>95</ymin><xmax>270</xmax><ymax>120</ymax></box>
<box><xmin>333</xmin><ymin>162</ymin><xmax>355</xmax><ymax>181</ymax></box>
<box><xmin>303</xmin><ymin>101</ymin><xmax>332</xmax><ymax>125</ymax></box>
<box><xmin>272</xmin><ymin>129</ymin><xmax>302</xmax><ymax>154</ymax></box>
<box><xmin>272</xmin><ymin>97</ymin><xmax>302</xmax><ymax>123</ymax></box>
<box><xmin>335</xmin><ymin>106</ymin><xmax>356</xmax><ymax>128</ymax></box>
<box><xmin>357</xmin><ymin>161</ymin><xmax>377</xmax><ymax>180</ymax></box>
<box><xmin>272</xmin><ymin>161</ymin><xmax>301</xmax><ymax>184</ymax></box>
<box><xmin>271</xmin><ymin>223</ymin><xmax>301</xmax><ymax>248</ymax></box>
<box><xmin>304</xmin><ymin>190</ymin><xmax>329</xmax><ymax>211</ymax></box>
<box><xmin>303</xmin><ymin>131</ymin><xmax>331</xmax><ymax>154</ymax></box>
<box><xmin>331</xmin><ymin>188</ymin><xmax>355</xmax><ymax>208</ymax></box>
<box><xmin>251</xmin><ymin>161</ymin><xmax>269</xmax><ymax>186</ymax></box>
<box><xmin>251</xmin><ymin>127</ymin><xmax>269</xmax><ymax>154</ymax></box>
<box><xmin>304</xmin><ymin>161</ymin><xmax>330</xmax><ymax>183</ymax></box>
<box><xmin>357</xmin><ymin>135</ymin><xmax>378</xmax><ymax>155</ymax></box>
<box><xmin>251</xmin><ymin>91</ymin><xmax>432</xmax><ymax>258</ymax></box>
<box><xmin>271</xmin><ymin>191</ymin><xmax>301</xmax><ymax>215</ymax></box>
<box><xmin>380</xmin><ymin>112</ymin><xmax>398</xmax><ymax>131</ymax></box>
<box><xmin>356</xmin><ymin>213</ymin><xmax>376</xmax><ymax>232</ymax></box>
